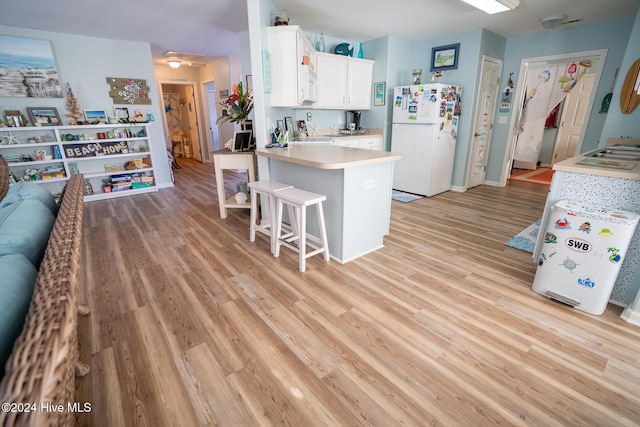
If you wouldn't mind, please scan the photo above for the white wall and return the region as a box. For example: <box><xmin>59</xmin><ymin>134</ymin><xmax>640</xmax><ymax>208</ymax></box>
<box><xmin>0</xmin><ymin>25</ymin><xmax>172</xmax><ymax>187</ymax></box>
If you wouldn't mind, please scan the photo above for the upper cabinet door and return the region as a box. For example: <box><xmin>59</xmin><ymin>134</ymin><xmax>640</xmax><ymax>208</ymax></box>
<box><xmin>316</xmin><ymin>53</ymin><xmax>348</xmax><ymax>108</ymax></box>
<box><xmin>346</xmin><ymin>59</ymin><xmax>373</xmax><ymax>109</ymax></box>
<box><xmin>267</xmin><ymin>26</ymin><xmax>317</xmax><ymax>107</ymax></box>
<box><xmin>316</xmin><ymin>54</ymin><xmax>374</xmax><ymax>110</ymax></box>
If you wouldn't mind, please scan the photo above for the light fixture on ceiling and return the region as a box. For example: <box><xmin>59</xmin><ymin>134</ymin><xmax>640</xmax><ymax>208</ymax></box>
<box><xmin>167</xmin><ymin>59</ymin><xmax>181</xmax><ymax>68</ymax></box>
<box><xmin>539</xmin><ymin>14</ymin><xmax>568</xmax><ymax>30</ymax></box>
<box><xmin>460</xmin><ymin>0</ymin><xmax>520</xmax><ymax>14</ymax></box>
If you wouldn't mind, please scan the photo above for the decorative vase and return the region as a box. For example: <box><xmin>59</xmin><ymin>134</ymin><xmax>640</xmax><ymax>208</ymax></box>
<box><xmin>357</xmin><ymin>43</ymin><xmax>363</xmax><ymax>59</ymax></box>
<box><xmin>316</xmin><ymin>33</ymin><xmax>325</xmax><ymax>52</ymax></box>
<box><xmin>83</xmin><ymin>179</ymin><xmax>94</xmax><ymax>196</ymax></box>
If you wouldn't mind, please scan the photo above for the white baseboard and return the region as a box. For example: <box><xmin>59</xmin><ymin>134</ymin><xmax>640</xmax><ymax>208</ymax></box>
<box><xmin>450</xmin><ymin>185</ymin><xmax>466</xmax><ymax>193</ymax></box>
<box><xmin>621</xmin><ymin>307</ymin><xmax>640</xmax><ymax>327</ymax></box>
<box><xmin>483</xmin><ymin>180</ymin><xmax>502</xmax><ymax>187</ymax></box>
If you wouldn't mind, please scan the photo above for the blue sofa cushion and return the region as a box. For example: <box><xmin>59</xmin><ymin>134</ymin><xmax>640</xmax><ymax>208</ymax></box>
<box><xmin>0</xmin><ymin>199</ymin><xmax>55</xmax><ymax>267</ymax></box>
<box><xmin>0</xmin><ymin>253</ymin><xmax>37</xmax><ymax>378</ymax></box>
<box><xmin>0</xmin><ymin>182</ymin><xmax>58</xmax><ymax>216</ymax></box>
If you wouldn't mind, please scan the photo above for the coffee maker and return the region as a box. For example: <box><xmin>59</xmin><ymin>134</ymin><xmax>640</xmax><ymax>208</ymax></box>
<box><xmin>345</xmin><ymin>110</ymin><xmax>362</xmax><ymax>131</ymax></box>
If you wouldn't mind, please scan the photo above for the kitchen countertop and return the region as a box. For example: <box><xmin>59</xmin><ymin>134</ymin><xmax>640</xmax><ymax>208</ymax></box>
<box><xmin>553</xmin><ymin>149</ymin><xmax>640</xmax><ymax>180</ymax></box>
<box><xmin>293</xmin><ymin>128</ymin><xmax>383</xmax><ymax>141</ymax></box>
<box><xmin>256</xmin><ymin>144</ymin><xmax>401</xmax><ymax>170</ymax></box>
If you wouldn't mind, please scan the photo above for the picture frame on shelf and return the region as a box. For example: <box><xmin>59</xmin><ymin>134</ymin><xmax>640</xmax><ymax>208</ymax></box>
<box><xmin>276</xmin><ymin>119</ymin><xmax>284</xmax><ymax>131</ymax></box>
<box><xmin>27</xmin><ymin>107</ymin><xmax>62</xmax><ymax>126</ymax></box>
<box><xmin>373</xmin><ymin>82</ymin><xmax>386</xmax><ymax>106</ymax></box>
<box><xmin>84</xmin><ymin>109</ymin><xmax>108</xmax><ymax>124</ymax></box>
<box><xmin>114</xmin><ymin>107</ymin><xmax>129</xmax><ymax>120</ymax></box>
<box><xmin>4</xmin><ymin>110</ymin><xmax>28</xmax><ymax>127</ymax></box>
<box><xmin>284</xmin><ymin>116</ymin><xmax>294</xmax><ymax>133</ymax></box>
<box><xmin>430</xmin><ymin>43</ymin><xmax>460</xmax><ymax>72</ymax></box>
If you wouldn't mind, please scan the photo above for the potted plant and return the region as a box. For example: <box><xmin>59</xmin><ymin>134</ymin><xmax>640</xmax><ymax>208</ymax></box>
<box><xmin>217</xmin><ymin>82</ymin><xmax>254</xmax><ymax>128</ymax></box>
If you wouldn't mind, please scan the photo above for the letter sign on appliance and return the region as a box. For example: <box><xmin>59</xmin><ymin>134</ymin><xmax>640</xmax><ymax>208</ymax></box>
<box><xmin>565</xmin><ymin>237</ymin><xmax>591</xmax><ymax>253</ymax></box>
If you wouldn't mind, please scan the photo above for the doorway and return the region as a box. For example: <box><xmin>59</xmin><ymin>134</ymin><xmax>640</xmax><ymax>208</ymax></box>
<box><xmin>203</xmin><ymin>80</ymin><xmax>237</xmax><ymax>154</ymax></box>
<box><xmin>203</xmin><ymin>80</ymin><xmax>223</xmax><ymax>153</ymax></box>
<box><xmin>500</xmin><ymin>49</ymin><xmax>607</xmax><ymax>186</ymax></box>
<box><xmin>160</xmin><ymin>82</ymin><xmax>203</xmax><ymax>163</ymax></box>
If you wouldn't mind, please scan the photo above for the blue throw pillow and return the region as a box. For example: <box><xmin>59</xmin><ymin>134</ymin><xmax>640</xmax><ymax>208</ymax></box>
<box><xmin>0</xmin><ymin>199</ymin><xmax>55</xmax><ymax>267</ymax></box>
<box><xmin>0</xmin><ymin>182</ymin><xmax>58</xmax><ymax>216</ymax></box>
<box><xmin>0</xmin><ymin>253</ymin><xmax>37</xmax><ymax>378</ymax></box>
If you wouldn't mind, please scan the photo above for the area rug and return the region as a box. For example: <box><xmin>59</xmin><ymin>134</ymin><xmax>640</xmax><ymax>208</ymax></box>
<box><xmin>505</xmin><ymin>219</ymin><xmax>541</xmax><ymax>253</ymax></box>
<box><xmin>392</xmin><ymin>190</ymin><xmax>423</xmax><ymax>203</ymax></box>
<box><xmin>509</xmin><ymin>167</ymin><xmax>554</xmax><ymax>185</ymax></box>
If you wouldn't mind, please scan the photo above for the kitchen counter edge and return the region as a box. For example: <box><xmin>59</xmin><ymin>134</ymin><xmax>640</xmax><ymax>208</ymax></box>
<box><xmin>256</xmin><ymin>145</ymin><xmax>401</xmax><ymax>170</ymax></box>
<box><xmin>553</xmin><ymin>150</ymin><xmax>640</xmax><ymax>180</ymax></box>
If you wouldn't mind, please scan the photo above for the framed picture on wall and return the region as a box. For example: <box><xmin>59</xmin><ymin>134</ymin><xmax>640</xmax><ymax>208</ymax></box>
<box><xmin>374</xmin><ymin>82</ymin><xmax>386</xmax><ymax>106</ymax></box>
<box><xmin>431</xmin><ymin>43</ymin><xmax>460</xmax><ymax>71</ymax></box>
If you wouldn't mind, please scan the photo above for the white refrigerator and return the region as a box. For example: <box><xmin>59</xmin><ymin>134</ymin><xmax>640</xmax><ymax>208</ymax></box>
<box><xmin>532</xmin><ymin>200</ymin><xmax>640</xmax><ymax>315</ymax></box>
<box><xmin>391</xmin><ymin>83</ymin><xmax>462</xmax><ymax>196</ymax></box>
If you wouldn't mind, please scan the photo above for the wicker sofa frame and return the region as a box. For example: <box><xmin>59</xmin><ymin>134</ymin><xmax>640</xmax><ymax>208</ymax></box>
<box><xmin>0</xmin><ymin>169</ymin><xmax>88</xmax><ymax>427</ymax></box>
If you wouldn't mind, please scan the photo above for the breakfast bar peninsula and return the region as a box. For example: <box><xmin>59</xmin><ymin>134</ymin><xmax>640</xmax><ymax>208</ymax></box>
<box><xmin>256</xmin><ymin>144</ymin><xmax>401</xmax><ymax>263</ymax></box>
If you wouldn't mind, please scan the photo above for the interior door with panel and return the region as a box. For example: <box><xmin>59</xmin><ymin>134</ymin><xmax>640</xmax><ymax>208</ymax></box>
<box><xmin>467</xmin><ymin>56</ymin><xmax>502</xmax><ymax>189</ymax></box>
<box><xmin>551</xmin><ymin>73</ymin><xmax>594</xmax><ymax>165</ymax></box>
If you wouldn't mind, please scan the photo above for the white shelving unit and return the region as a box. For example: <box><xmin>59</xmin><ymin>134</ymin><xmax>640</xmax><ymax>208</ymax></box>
<box><xmin>0</xmin><ymin>123</ymin><xmax>156</xmax><ymax>202</ymax></box>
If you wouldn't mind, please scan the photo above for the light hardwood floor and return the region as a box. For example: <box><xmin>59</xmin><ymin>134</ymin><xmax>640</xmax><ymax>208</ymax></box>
<box><xmin>75</xmin><ymin>159</ymin><xmax>640</xmax><ymax>426</ymax></box>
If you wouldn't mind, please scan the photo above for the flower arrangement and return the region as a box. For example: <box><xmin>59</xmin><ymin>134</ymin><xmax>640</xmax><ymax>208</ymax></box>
<box><xmin>217</xmin><ymin>82</ymin><xmax>253</xmax><ymax>125</ymax></box>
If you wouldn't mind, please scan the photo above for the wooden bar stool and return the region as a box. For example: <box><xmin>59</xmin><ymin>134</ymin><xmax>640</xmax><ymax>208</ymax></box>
<box><xmin>274</xmin><ymin>187</ymin><xmax>330</xmax><ymax>272</ymax></box>
<box><xmin>248</xmin><ymin>180</ymin><xmax>294</xmax><ymax>253</ymax></box>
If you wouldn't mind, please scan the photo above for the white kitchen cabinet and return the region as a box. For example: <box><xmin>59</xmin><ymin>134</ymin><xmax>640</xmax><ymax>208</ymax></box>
<box><xmin>316</xmin><ymin>53</ymin><xmax>374</xmax><ymax>110</ymax></box>
<box><xmin>0</xmin><ymin>124</ymin><xmax>157</xmax><ymax>201</ymax></box>
<box><xmin>358</xmin><ymin>136</ymin><xmax>383</xmax><ymax>151</ymax></box>
<box><xmin>267</xmin><ymin>26</ymin><xmax>318</xmax><ymax>107</ymax></box>
<box><xmin>335</xmin><ymin>135</ymin><xmax>383</xmax><ymax>151</ymax></box>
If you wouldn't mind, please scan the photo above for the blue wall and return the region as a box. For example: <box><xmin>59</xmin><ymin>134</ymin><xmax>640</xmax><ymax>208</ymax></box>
<box><xmin>250</xmin><ymin>0</ymin><xmax>638</xmax><ymax>189</ymax></box>
<box><xmin>600</xmin><ymin>7</ymin><xmax>640</xmax><ymax>140</ymax></box>
<box><xmin>485</xmin><ymin>15</ymin><xmax>636</xmax><ymax>183</ymax></box>
<box><xmin>411</xmin><ymin>30</ymin><xmax>483</xmax><ymax>188</ymax></box>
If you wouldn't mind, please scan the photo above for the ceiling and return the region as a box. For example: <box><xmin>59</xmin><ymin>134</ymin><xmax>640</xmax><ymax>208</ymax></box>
<box><xmin>0</xmin><ymin>0</ymin><xmax>637</xmax><ymax>67</ymax></box>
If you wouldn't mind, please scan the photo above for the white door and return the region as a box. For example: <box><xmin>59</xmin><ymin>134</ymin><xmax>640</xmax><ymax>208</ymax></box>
<box><xmin>552</xmin><ymin>73</ymin><xmax>595</xmax><ymax>165</ymax></box>
<box><xmin>186</xmin><ymin>85</ymin><xmax>202</xmax><ymax>161</ymax></box>
<box><xmin>204</xmin><ymin>80</ymin><xmax>220</xmax><ymax>155</ymax></box>
<box><xmin>467</xmin><ymin>56</ymin><xmax>502</xmax><ymax>189</ymax></box>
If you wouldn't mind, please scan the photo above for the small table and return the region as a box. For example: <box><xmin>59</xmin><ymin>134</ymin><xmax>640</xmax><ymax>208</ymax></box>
<box><xmin>212</xmin><ymin>149</ymin><xmax>256</xmax><ymax>218</ymax></box>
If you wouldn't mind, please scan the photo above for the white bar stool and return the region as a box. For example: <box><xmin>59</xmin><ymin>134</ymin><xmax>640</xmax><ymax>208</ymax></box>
<box><xmin>274</xmin><ymin>187</ymin><xmax>330</xmax><ymax>272</ymax></box>
<box><xmin>248</xmin><ymin>180</ymin><xmax>294</xmax><ymax>253</ymax></box>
